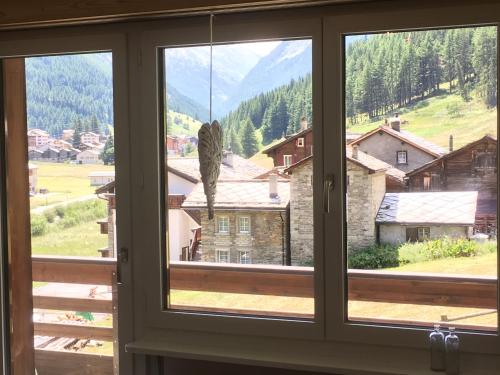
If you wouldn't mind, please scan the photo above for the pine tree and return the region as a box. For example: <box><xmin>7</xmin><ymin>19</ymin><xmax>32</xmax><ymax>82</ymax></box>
<box><xmin>240</xmin><ymin>119</ymin><xmax>259</xmax><ymax>158</ymax></box>
<box><xmin>229</xmin><ymin>127</ymin><xmax>243</xmax><ymax>155</ymax></box>
<box><xmin>101</xmin><ymin>134</ymin><xmax>115</xmax><ymax>165</ymax></box>
<box><xmin>72</xmin><ymin>118</ymin><xmax>83</xmax><ymax>149</ymax></box>
<box><xmin>90</xmin><ymin>115</ymin><xmax>101</xmax><ymax>134</ymax></box>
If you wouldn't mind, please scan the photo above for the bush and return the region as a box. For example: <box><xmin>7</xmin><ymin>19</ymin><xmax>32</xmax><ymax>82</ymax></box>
<box><xmin>348</xmin><ymin>244</ymin><xmax>400</xmax><ymax>269</ymax></box>
<box><xmin>43</xmin><ymin>209</ymin><xmax>57</xmax><ymax>223</ymax></box>
<box><xmin>31</xmin><ymin>214</ymin><xmax>48</xmax><ymax>236</ymax></box>
<box><xmin>56</xmin><ymin>199</ymin><xmax>107</xmax><ymax>230</ymax></box>
<box><xmin>350</xmin><ymin>237</ymin><xmax>497</xmax><ymax>269</ymax></box>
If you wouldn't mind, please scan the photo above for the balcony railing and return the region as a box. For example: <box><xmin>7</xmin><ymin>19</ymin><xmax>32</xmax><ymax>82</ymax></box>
<box><xmin>30</xmin><ymin>257</ymin><xmax>497</xmax><ymax>374</ymax></box>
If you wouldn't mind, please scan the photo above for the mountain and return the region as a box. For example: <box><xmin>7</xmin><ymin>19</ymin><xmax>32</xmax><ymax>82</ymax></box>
<box><xmin>223</xmin><ymin>40</ymin><xmax>312</xmax><ymax>113</ymax></box>
<box><xmin>25</xmin><ymin>53</ymin><xmax>114</xmax><ymax>136</ymax></box>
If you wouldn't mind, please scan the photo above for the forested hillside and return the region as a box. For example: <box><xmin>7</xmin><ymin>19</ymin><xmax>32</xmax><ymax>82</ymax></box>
<box><xmin>25</xmin><ymin>53</ymin><xmax>114</xmax><ymax>136</ymax></box>
<box><xmin>221</xmin><ymin>74</ymin><xmax>312</xmax><ymax>156</ymax></box>
<box><xmin>346</xmin><ymin>26</ymin><xmax>497</xmax><ymax>125</ymax></box>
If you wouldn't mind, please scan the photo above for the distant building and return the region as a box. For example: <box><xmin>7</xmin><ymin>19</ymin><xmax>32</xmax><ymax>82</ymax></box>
<box><xmin>27</xmin><ymin>129</ymin><xmax>50</xmax><ymax>148</ymax></box>
<box><xmin>61</xmin><ymin>129</ymin><xmax>74</xmax><ymax>141</ymax></box>
<box><xmin>349</xmin><ymin>116</ymin><xmax>446</xmax><ymax>172</ymax></box>
<box><xmin>42</xmin><ymin>147</ymin><xmax>60</xmax><ymax>161</ymax></box>
<box><xmin>28</xmin><ymin>148</ymin><xmax>43</xmax><ymax>161</ymax></box>
<box><xmin>28</xmin><ymin>163</ymin><xmax>38</xmax><ymax>193</ymax></box>
<box><xmin>263</xmin><ymin>127</ymin><xmax>313</xmax><ymax>168</ymax></box>
<box><xmin>77</xmin><ymin>149</ymin><xmax>101</xmax><ymax>164</ymax></box>
<box><xmin>80</xmin><ymin>132</ymin><xmax>101</xmax><ymax>145</ymax></box>
<box><xmin>89</xmin><ymin>171</ymin><xmax>116</xmax><ymax>186</ymax></box>
<box><xmin>376</xmin><ymin>191</ymin><xmax>477</xmax><ymax>244</ymax></box>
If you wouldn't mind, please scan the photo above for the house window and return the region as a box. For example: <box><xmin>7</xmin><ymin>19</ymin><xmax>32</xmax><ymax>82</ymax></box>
<box><xmin>396</xmin><ymin>150</ymin><xmax>407</xmax><ymax>165</ymax></box>
<box><xmin>297</xmin><ymin>137</ymin><xmax>304</xmax><ymax>147</ymax></box>
<box><xmin>474</xmin><ymin>151</ymin><xmax>496</xmax><ymax>172</ymax></box>
<box><xmin>406</xmin><ymin>227</ymin><xmax>430</xmax><ymax>242</ymax></box>
<box><xmin>283</xmin><ymin>154</ymin><xmax>293</xmax><ymax>167</ymax></box>
<box><xmin>239</xmin><ymin>250</ymin><xmax>251</xmax><ymax>264</ymax></box>
<box><xmin>423</xmin><ymin>176</ymin><xmax>431</xmax><ymax>190</ymax></box>
<box><xmin>216</xmin><ymin>249</ymin><xmax>230</xmax><ymax>263</ymax></box>
<box><xmin>238</xmin><ymin>216</ymin><xmax>250</xmax><ymax>233</ymax></box>
<box><xmin>218</xmin><ymin>217</ymin><xmax>229</xmax><ymax>233</ymax></box>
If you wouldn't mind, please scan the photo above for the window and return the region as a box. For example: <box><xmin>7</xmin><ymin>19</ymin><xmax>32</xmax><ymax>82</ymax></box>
<box><xmin>239</xmin><ymin>250</ymin><xmax>251</xmax><ymax>264</ymax></box>
<box><xmin>216</xmin><ymin>249</ymin><xmax>230</xmax><ymax>263</ymax></box>
<box><xmin>344</xmin><ymin>25</ymin><xmax>497</xmax><ymax>333</ymax></box>
<box><xmin>218</xmin><ymin>217</ymin><xmax>229</xmax><ymax>233</ymax></box>
<box><xmin>396</xmin><ymin>150</ymin><xmax>407</xmax><ymax>165</ymax></box>
<box><xmin>162</xmin><ymin>37</ymin><xmax>316</xmax><ymax>320</ymax></box>
<box><xmin>238</xmin><ymin>216</ymin><xmax>250</xmax><ymax>233</ymax></box>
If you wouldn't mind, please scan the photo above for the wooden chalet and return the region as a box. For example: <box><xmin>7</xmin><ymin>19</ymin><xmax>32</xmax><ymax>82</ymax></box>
<box><xmin>407</xmin><ymin>135</ymin><xmax>497</xmax><ymax>235</ymax></box>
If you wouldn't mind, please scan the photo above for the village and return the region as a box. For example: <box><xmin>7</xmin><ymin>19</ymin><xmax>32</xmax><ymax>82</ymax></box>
<box><xmin>90</xmin><ymin>115</ymin><xmax>498</xmax><ymax>268</ymax></box>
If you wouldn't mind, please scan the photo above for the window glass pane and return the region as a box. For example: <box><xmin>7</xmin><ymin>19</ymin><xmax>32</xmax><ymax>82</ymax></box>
<box><xmin>163</xmin><ymin>39</ymin><xmax>315</xmax><ymax>318</ymax></box>
<box><xmin>345</xmin><ymin>26</ymin><xmax>498</xmax><ymax>331</ymax></box>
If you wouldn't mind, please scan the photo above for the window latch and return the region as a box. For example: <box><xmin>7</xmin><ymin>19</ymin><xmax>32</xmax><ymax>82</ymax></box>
<box><xmin>116</xmin><ymin>247</ymin><xmax>129</xmax><ymax>285</ymax></box>
<box><xmin>324</xmin><ymin>174</ymin><xmax>335</xmax><ymax>213</ymax></box>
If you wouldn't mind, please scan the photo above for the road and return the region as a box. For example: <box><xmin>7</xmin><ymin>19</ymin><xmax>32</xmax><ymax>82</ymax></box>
<box><xmin>31</xmin><ymin>194</ymin><xmax>97</xmax><ymax>214</ymax></box>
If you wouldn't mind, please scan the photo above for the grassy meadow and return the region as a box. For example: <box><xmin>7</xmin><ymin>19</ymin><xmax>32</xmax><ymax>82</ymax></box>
<box><xmin>348</xmin><ymin>92</ymin><xmax>497</xmax><ymax>149</ymax></box>
<box><xmin>30</xmin><ymin>162</ymin><xmax>114</xmax><ymax>208</ymax></box>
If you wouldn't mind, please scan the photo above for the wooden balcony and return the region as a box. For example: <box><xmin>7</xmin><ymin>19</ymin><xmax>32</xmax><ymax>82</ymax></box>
<box><xmin>31</xmin><ymin>257</ymin><xmax>497</xmax><ymax>374</ymax></box>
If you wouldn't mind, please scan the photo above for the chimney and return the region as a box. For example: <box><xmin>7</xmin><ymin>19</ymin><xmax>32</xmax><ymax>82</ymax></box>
<box><xmin>390</xmin><ymin>113</ymin><xmax>401</xmax><ymax>132</ymax></box>
<box><xmin>300</xmin><ymin>117</ymin><xmax>308</xmax><ymax>132</ymax></box>
<box><xmin>222</xmin><ymin>150</ymin><xmax>234</xmax><ymax>167</ymax></box>
<box><xmin>269</xmin><ymin>174</ymin><xmax>278</xmax><ymax>199</ymax></box>
<box><xmin>449</xmin><ymin>135</ymin><xmax>454</xmax><ymax>152</ymax></box>
<box><xmin>352</xmin><ymin>145</ymin><xmax>359</xmax><ymax>159</ymax></box>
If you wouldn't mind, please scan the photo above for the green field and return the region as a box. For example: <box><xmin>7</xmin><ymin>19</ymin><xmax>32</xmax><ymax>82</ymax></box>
<box><xmin>30</xmin><ymin>162</ymin><xmax>114</xmax><ymax>208</ymax></box>
<box><xmin>31</xmin><ymin>220</ymin><xmax>107</xmax><ymax>257</ymax></box>
<box><xmin>348</xmin><ymin>93</ymin><xmax>497</xmax><ymax>150</ymax></box>
<box><xmin>168</xmin><ymin>110</ymin><xmax>202</xmax><ymax>137</ymax></box>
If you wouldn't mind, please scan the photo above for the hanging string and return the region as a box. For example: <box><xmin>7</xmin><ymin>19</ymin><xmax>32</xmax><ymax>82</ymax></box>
<box><xmin>209</xmin><ymin>13</ymin><xmax>214</xmax><ymax>124</ymax></box>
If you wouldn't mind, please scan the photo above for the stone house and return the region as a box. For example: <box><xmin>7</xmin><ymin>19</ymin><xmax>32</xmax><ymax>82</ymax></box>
<box><xmin>406</xmin><ymin>135</ymin><xmax>497</xmax><ymax>235</ymax></box>
<box><xmin>284</xmin><ymin>146</ymin><xmax>403</xmax><ymax>255</ymax></box>
<box><xmin>77</xmin><ymin>149</ymin><xmax>101</xmax><ymax>164</ymax></box>
<box><xmin>182</xmin><ymin>178</ymin><xmax>290</xmax><ymax>265</ymax></box>
<box><xmin>349</xmin><ymin>116</ymin><xmax>446</xmax><ymax>173</ymax></box>
<box><xmin>376</xmin><ymin>191</ymin><xmax>477</xmax><ymax>244</ymax></box>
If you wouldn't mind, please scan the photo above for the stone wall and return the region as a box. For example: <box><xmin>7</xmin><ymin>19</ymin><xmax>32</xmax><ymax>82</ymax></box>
<box><xmin>289</xmin><ymin>160</ymin><xmax>314</xmax><ymax>266</ymax></box>
<box><xmin>198</xmin><ymin>209</ymin><xmax>286</xmax><ymax>265</ymax></box>
<box><xmin>379</xmin><ymin>224</ymin><xmax>471</xmax><ymax>244</ymax></box>
<box><xmin>357</xmin><ymin>131</ymin><xmax>436</xmax><ymax>172</ymax></box>
<box><xmin>347</xmin><ymin>163</ymin><xmax>386</xmax><ymax>252</ymax></box>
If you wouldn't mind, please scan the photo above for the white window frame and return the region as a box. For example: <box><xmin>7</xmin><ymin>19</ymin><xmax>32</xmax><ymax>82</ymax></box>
<box><xmin>238</xmin><ymin>216</ymin><xmax>250</xmax><ymax>234</ymax></box>
<box><xmin>238</xmin><ymin>250</ymin><xmax>251</xmax><ymax>264</ymax></box>
<box><xmin>216</xmin><ymin>249</ymin><xmax>230</xmax><ymax>263</ymax></box>
<box><xmin>324</xmin><ymin>3</ymin><xmax>500</xmax><ymax>357</ymax></box>
<box><xmin>137</xmin><ymin>13</ymin><xmax>325</xmax><ymax>343</ymax></box>
<box><xmin>297</xmin><ymin>137</ymin><xmax>305</xmax><ymax>147</ymax></box>
<box><xmin>217</xmin><ymin>216</ymin><xmax>230</xmax><ymax>234</ymax></box>
<box><xmin>396</xmin><ymin>150</ymin><xmax>407</xmax><ymax>165</ymax></box>
<box><xmin>283</xmin><ymin>154</ymin><xmax>293</xmax><ymax>167</ymax></box>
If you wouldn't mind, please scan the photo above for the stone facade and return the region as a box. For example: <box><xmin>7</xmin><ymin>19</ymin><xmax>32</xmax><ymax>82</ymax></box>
<box><xmin>289</xmin><ymin>160</ymin><xmax>314</xmax><ymax>266</ymax></box>
<box><xmin>347</xmin><ymin>163</ymin><xmax>386</xmax><ymax>252</ymax></box>
<box><xmin>379</xmin><ymin>224</ymin><xmax>472</xmax><ymax>245</ymax></box>
<box><xmin>198</xmin><ymin>209</ymin><xmax>287</xmax><ymax>265</ymax></box>
<box><xmin>355</xmin><ymin>130</ymin><xmax>437</xmax><ymax>172</ymax></box>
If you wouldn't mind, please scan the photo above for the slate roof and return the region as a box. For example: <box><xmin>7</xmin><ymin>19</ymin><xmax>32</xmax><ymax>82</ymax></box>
<box><xmin>376</xmin><ymin>191</ymin><xmax>478</xmax><ymax>225</ymax></box>
<box><xmin>168</xmin><ymin>155</ymin><xmax>268</xmax><ymax>182</ymax></box>
<box><xmin>182</xmin><ymin>180</ymin><xmax>290</xmax><ymax>210</ymax></box>
<box><xmin>350</xmin><ymin>126</ymin><xmax>447</xmax><ymax>157</ymax></box>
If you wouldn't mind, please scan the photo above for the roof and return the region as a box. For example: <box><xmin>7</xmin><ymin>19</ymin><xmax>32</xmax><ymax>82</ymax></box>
<box><xmin>28</xmin><ymin>162</ymin><xmax>38</xmax><ymax>170</ymax></box>
<box><xmin>89</xmin><ymin>171</ymin><xmax>115</xmax><ymax>177</ymax></box>
<box><xmin>262</xmin><ymin>128</ymin><xmax>312</xmax><ymax>155</ymax></box>
<box><xmin>376</xmin><ymin>191</ymin><xmax>478</xmax><ymax>225</ymax></box>
<box><xmin>78</xmin><ymin>149</ymin><xmax>101</xmax><ymax>156</ymax></box>
<box><xmin>407</xmin><ymin>135</ymin><xmax>497</xmax><ymax>176</ymax></box>
<box><xmin>350</xmin><ymin>126</ymin><xmax>447</xmax><ymax>158</ymax></box>
<box><xmin>167</xmin><ymin>155</ymin><xmax>269</xmax><ymax>183</ymax></box>
<box><xmin>284</xmin><ymin>148</ymin><xmax>405</xmax><ymax>183</ymax></box>
<box><xmin>182</xmin><ymin>180</ymin><xmax>290</xmax><ymax>210</ymax></box>
<box><xmin>95</xmin><ymin>180</ymin><xmax>115</xmax><ymax>194</ymax></box>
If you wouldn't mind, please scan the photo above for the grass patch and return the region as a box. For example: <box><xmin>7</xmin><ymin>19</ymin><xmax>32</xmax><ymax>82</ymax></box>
<box><xmin>30</xmin><ymin>162</ymin><xmax>114</xmax><ymax>208</ymax></box>
<box><xmin>348</xmin><ymin>238</ymin><xmax>496</xmax><ymax>270</ymax></box>
<box><xmin>31</xmin><ymin>220</ymin><xmax>107</xmax><ymax>257</ymax></box>
<box><xmin>347</xmin><ymin>92</ymin><xmax>497</xmax><ymax>149</ymax></box>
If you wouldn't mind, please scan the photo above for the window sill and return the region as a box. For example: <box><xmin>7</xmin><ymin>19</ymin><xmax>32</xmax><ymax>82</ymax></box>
<box><xmin>125</xmin><ymin>332</ymin><xmax>497</xmax><ymax>375</ymax></box>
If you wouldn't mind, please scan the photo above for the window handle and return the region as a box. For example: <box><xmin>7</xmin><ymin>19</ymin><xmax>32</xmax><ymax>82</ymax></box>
<box><xmin>324</xmin><ymin>174</ymin><xmax>335</xmax><ymax>213</ymax></box>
